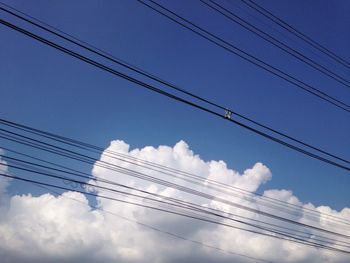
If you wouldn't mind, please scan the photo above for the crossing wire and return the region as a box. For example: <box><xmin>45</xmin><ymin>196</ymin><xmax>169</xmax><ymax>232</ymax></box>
<box><xmin>0</xmin><ymin>20</ymin><xmax>349</xmax><ymax>171</ymax></box>
<box><xmin>3</xmin><ymin>151</ymin><xmax>350</xmax><ymax>248</ymax></box>
<box><xmin>240</xmin><ymin>0</ymin><xmax>350</xmax><ymax>69</ymax></box>
<box><xmin>136</xmin><ymin>0</ymin><xmax>350</xmax><ymax>112</ymax></box>
<box><xmin>0</xmin><ymin>170</ymin><xmax>349</xmax><ymax>255</ymax></box>
<box><xmin>202</xmin><ymin>0</ymin><xmax>350</xmax><ymax>88</ymax></box>
<box><xmin>0</xmin><ymin>127</ymin><xmax>349</xmax><ymax>240</ymax></box>
<box><xmin>0</xmin><ymin>3</ymin><xmax>349</xmax><ymax>166</ymax></box>
<box><xmin>1</xmin><ymin>122</ymin><xmax>350</xmax><ymax>228</ymax></box>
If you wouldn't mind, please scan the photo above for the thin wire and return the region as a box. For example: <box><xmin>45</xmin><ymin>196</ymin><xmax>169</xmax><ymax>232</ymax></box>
<box><xmin>0</xmin><ymin>171</ymin><xmax>349</xmax><ymax>254</ymax></box>
<box><xmin>1</xmin><ymin>119</ymin><xmax>347</xmax><ymax>225</ymax></box>
<box><xmin>240</xmin><ymin>0</ymin><xmax>350</xmax><ymax>69</ymax></box>
<box><xmin>224</xmin><ymin>0</ymin><xmax>348</xmax><ymax>76</ymax></box>
<box><xmin>202</xmin><ymin>0</ymin><xmax>350</xmax><ymax>89</ymax></box>
<box><xmin>32</xmin><ymin>184</ymin><xmax>276</xmax><ymax>263</ymax></box>
<box><xmin>136</xmin><ymin>0</ymin><xmax>350</xmax><ymax>112</ymax></box>
<box><xmin>2</xmin><ymin>128</ymin><xmax>350</xmax><ymax>228</ymax></box>
<box><xmin>2</xmin><ymin>131</ymin><xmax>349</xmax><ymax>236</ymax></box>
<box><xmin>4</xmin><ymin>152</ymin><xmax>350</xmax><ymax>248</ymax></box>
<box><xmin>0</xmin><ymin>129</ymin><xmax>349</xmax><ymax>239</ymax></box>
<box><xmin>0</xmin><ymin>20</ymin><xmax>349</xmax><ymax>171</ymax></box>
<box><xmin>2</xmin><ymin>136</ymin><xmax>350</xmax><ymax>233</ymax></box>
<box><xmin>0</xmin><ymin>2</ymin><xmax>348</xmax><ymax>166</ymax></box>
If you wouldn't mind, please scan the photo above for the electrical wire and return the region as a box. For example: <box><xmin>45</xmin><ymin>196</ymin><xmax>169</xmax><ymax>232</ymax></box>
<box><xmin>202</xmin><ymin>0</ymin><xmax>350</xmax><ymax>88</ymax></box>
<box><xmin>3</xmin><ymin>151</ymin><xmax>350</xmax><ymax>249</ymax></box>
<box><xmin>0</xmin><ymin>127</ymin><xmax>349</xmax><ymax>240</ymax></box>
<box><xmin>1</xmin><ymin>119</ymin><xmax>347</xmax><ymax>226</ymax></box>
<box><xmin>0</xmin><ymin>2</ymin><xmax>348</xmax><ymax>168</ymax></box>
<box><xmin>2</xmin><ymin>130</ymin><xmax>350</xmax><ymax>228</ymax></box>
<box><xmin>136</xmin><ymin>0</ymin><xmax>350</xmax><ymax>112</ymax></box>
<box><xmin>33</xmin><ymin>184</ymin><xmax>276</xmax><ymax>263</ymax></box>
<box><xmin>239</xmin><ymin>0</ymin><xmax>350</xmax><ymax>69</ymax></box>
<box><xmin>0</xmin><ymin>171</ymin><xmax>349</xmax><ymax>255</ymax></box>
<box><xmin>0</xmin><ymin>18</ymin><xmax>349</xmax><ymax>171</ymax></box>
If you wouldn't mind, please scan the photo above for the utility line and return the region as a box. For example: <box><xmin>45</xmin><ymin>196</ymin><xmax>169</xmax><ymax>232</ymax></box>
<box><xmin>240</xmin><ymin>0</ymin><xmax>350</xmax><ymax>69</ymax></box>
<box><xmin>2</xmin><ymin>130</ymin><xmax>350</xmax><ymax>234</ymax></box>
<box><xmin>4</xmin><ymin>158</ymin><xmax>343</xmax><ymax>248</ymax></box>
<box><xmin>0</xmin><ymin>3</ymin><xmax>348</xmax><ymax>167</ymax></box>
<box><xmin>224</xmin><ymin>0</ymin><xmax>347</xmax><ymax>76</ymax></box>
<box><xmin>2</xmin><ymin>119</ymin><xmax>348</xmax><ymax>225</ymax></box>
<box><xmin>1</xmin><ymin>122</ymin><xmax>350</xmax><ymax>228</ymax></box>
<box><xmin>136</xmin><ymin>0</ymin><xmax>350</xmax><ymax>112</ymax></box>
<box><xmin>0</xmin><ymin>127</ymin><xmax>349</xmax><ymax>240</ymax></box>
<box><xmin>34</xmin><ymin>184</ymin><xmax>276</xmax><ymax>263</ymax></box>
<box><xmin>2</xmin><ymin>127</ymin><xmax>350</xmax><ymax>229</ymax></box>
<box><xmin>202</xmin><ymin>0</ymin><xmax>350</xmax><ymax>89</ymax></box>
<box><xmin>0</xmin><ymin>171</ymin><xmax>349</xmax><ymax>254</ymax></box>
<box><xmin>0</xmin><ymin>4</ymin><xmax>349</xmax><ymax>165</ymax></box>
<box><xmin>3</xmin><ymin>152</ymin><xmax>350</xmax><ymax>248</ymax></box>
<box><xmin>0</xmin><ymin>19</ymin><xmax>349</xmax><ymax>171</ymax></box>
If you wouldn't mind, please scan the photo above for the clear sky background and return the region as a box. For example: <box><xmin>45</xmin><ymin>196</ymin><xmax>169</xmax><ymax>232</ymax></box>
<box><xmin>1</xmin><ymin>0</ymin><xmax>350</xmax><ymax>210</ymax></box>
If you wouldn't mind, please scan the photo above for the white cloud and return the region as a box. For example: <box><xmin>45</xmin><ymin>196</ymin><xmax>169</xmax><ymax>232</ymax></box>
<box><xmin>0</xmin><ymin>151</ymin><xmax>10</xmax><ymax>196</ymax></box>
<box><xmin>0</xmin><ymin>141</ymin><xmax>349</xmax><ymax>263</ymax></box>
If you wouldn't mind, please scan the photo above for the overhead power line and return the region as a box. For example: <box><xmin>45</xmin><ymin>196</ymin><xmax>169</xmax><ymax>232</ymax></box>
<box><xmin>2</xmin><ymin>130</ymin><xmax>347</xmax><ymax>256</ymax></box>
<box><xmin>0</xmin><ymin>19</ymin><xmax>350</xmax><ymax>171</ymax></box>
<box><xmin>1</xmin><ymin>119</ymin><xmax>350</xmax><ymax>254</ymax></box>
<box><xmin>36</xmin><ymin>184</ymin><xmax>277</xmax><ymax>263</ymax></box>
<box><xmin>1</xmin><ymin>125</ymin><xmax>349</xmax><ymax>242</ymax></box>
<box><xmin>1</xmin><ymin>148</ymin><xmax>350</xmax><ymax>255</ymax></box>
<box><xmin>1</xmin><ymin>119</ymin><xmax>349</xmax><ymax>227</ymax></box>
<box><xmin>7</xmin><ymin>157</ymin><xmax>350</xmax><ymax>250</ymax></box>
<box><xmin>136</xmin><ymin>0</ymin><xmax>350</xmax><ymax>113</ymax></box>
<box><xmin>3</xmin><ymin>172</ymin><xmax>348</xmax><ymax>255</ymax></box>
<box><xmin>0</xmin><ymin>4</ymin><xmax>349</xmax><ymax>167</ymax></box>
<box><xmin>202</xmin><ymin>0</ymin><xmax>350</xmax><ymax>89</ymax></box>
<box><xmin>0</xmin><ymin>19</ymin><xmax>349</xmax><ymax>171</ymax></box>
<box><xmin>3</xmin><ymin>150</ymin><xmax>350</xmax><ymax>249</ymax></box>
<box><xmin>240</xmin><ymin>0</ymin><xmax>350</xmax><ymax>70</ymax></box>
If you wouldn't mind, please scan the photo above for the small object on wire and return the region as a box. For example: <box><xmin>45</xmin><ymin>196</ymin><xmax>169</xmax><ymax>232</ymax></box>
<box><xmin>225</xmin><ymin>109</ymin><xmax>232</xmax><ymax>119</ymax></box>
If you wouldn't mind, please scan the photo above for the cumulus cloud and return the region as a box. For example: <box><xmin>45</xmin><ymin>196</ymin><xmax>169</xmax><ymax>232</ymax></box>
<box><xmin>0</xmin><ymin>141</ymin><xmax>349</xmax><ymax>263</ymax></box>
<box><xmin>0</xmin><ymin>151</ymin><xmax>10</xmax><ymax>197</ymax></box>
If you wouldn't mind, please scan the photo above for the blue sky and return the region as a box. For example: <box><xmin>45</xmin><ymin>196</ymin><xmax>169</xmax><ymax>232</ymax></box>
<box><xmin>1</xmin><ymin>0</ymin><xmax>350</xmax><ymax>210</ymax></box>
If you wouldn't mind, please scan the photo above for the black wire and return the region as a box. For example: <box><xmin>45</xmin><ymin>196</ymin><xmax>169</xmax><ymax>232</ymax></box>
<box><xmin>2</xmin><ymin>120</ymin><xmax>348</xmax><ymax>226</ymax></box>
<box><xmin>32</xmin><ymin>184</ymin><xmax>276</xmax><ymax>263</ymax></box>
<box><xmin>240</xmin><ymin>0</ymin><xmax>350</xmax><ymax>69</ymax></box>
<box><xmin>136</xmin><ymin>0</ymin><xmax>350</xmax><ymax>112</ymax></box>
<box><xmin>2</xmin><ymin>126</ymin><xmax>350</xmax><ymax>229</ymax></box>
<box><xmin>0</xmin><ymin>171</ymin><xmax>349</xmax><ymax>254</ymax></box>
<box><xmin>0</xmin><ymin>128</ymin><xmax>349</xmax><ymax>240</ymax></box>
<box><xmin>0</xmin><ymin>5</ymin><xmax>225</xmax><ymax>111</ymax></box>
<box><xmin>0</xmin><ymin>3</ymin><xmax>348</xmax><ymax>167</ymax></box>
<box><xmin>2</xmin><ymin>131</ymin><xmax>349</xmax><ymax>237</ymax></box>
<box><xmin>0</xmin><ymin>20</ymin><xmax>349</xmax><ymax>172</ymax></box>
<box><xmin>202</xmin><ymin>0</ymin><xmax>350</xmax><ymax>89</ymax></box>
<box><xmin>3</xmin><ymin>152</ymin><xmax>350</xmax><ymax>248</ymax></box>
<box><xmin>2</xmin><ymin>130</ymin><xmax>350</xmax><ymax>230</ymax></box>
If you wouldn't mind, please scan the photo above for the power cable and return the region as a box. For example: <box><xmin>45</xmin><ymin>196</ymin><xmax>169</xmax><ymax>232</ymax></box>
<box><xmin>2</xmin><ymin>126</ymin><xmax>350</xmax><ymax>228</ymax></box>
<box><xmin>2</xmin><ymin>129</ymin><xmax>350</xmax><ymax>230</ymax></box>
<box><xmin>202</xmin><ymin>0</ymin><xmax>350</xmax><ymax>89</ymax></box>
<box><xmin>0</xmin><ymin>19</ymin><xmax>349</xmax><ymax>171</ymax></box>
<box><xmin>0</xmin><ymin>170</ymin><xmax>349</xmax><ymax>254</ymax></box>
<box><xmin>3</xmin><ymin>151</ymin><xmax>350</xmax><ymax>248</ymax></box>
<box><xmin>33</xmin><ymin>183</ymin><xmax>276</xmax><ymax>263</ymax></box>
<box><xmin>0</xmin><ymin>3</ymin><xmax>348</xmax><ymax>167</ymax></box>
<box><xmin>136</xmin><ymin>0</ymin><xmax>350</xmax><ymax>112</ymax></box>
<box><xmin>240</xmin><ymin>0</ymin><xmax>350</xmax><ymax>69</ymax></box>
<box><xmin>0</xmin><ymin>127</ymin><xmax>349</xmax><ymax>239</ymax></box>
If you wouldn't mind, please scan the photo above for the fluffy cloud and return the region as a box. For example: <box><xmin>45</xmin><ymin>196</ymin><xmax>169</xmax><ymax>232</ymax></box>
<box><xmin>0</xmin><ymin>151</ymin><xmax>10</xmax><ymax>197</ymax></box>
<box><xmin>0</xmin><ymin>140</ymin><xmax>349</xmax><ymax>263</ymax></box>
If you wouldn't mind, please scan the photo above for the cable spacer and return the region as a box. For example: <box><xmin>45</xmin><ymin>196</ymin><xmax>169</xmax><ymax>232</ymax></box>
<box><xmin>224</xmin><ymin>109</ymin><xmax>232</xmax><ymax>120</ymax></box>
